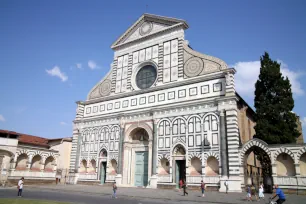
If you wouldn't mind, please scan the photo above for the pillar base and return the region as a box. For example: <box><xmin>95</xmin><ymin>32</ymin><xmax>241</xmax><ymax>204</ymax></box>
<box><xmin>219</xmin><ymin>176</ymin><xmax>242</xmax><ymax>192</ymax></box>
<box><xmin>115</xmin><ymin>174</ymin><xmax>123</xmax><ymax>186</ymax></box>
<box><xmin>150</xmin><ymin>175</ymin><xmax>158</xmax><ymax>188</ymax></box>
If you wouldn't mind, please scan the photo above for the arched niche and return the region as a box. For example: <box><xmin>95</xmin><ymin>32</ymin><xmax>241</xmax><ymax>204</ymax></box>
<box><xmin>109</xmin><ymin>159</ymin><xmax>117</xmax><ymax>175</ymax></box>
<box><xmin>44</xmin><ymin>156</ymin><xmax>55</xmax><ymax>172</ymax></box>
<box><xmin>190</xmin><ymin>157</ymin><xmax>202</xmax><ymax>175</ymax></box>
<box><xmin>205</xmin><ymin>156</ymin><xmax>219</xmax><ymax>176</ymax></box>
<box><xmin>16</xmin><ymin>153</ymin><xmax>28</xmax><ymax>171</ymax></box>
<box><xmin>300</xmin><ymin>153</ymin><xmax>306</xmax><ymax>176</ymax></box>
<box><xmin>31</xmin><ymin>155</ymin><xmax>42</xmax><ymax>171</ymax></box>
<box><xmin>158</xmin><ymin>158</ymin><xmax>170</xmax><ymax>175</ymax></box>
<box><xmin>276</xmin><ymin>153</ymin><xmax>296</xmax><ymax>176</ymax></box>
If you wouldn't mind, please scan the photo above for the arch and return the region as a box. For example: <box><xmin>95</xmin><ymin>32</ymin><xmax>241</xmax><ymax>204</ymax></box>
<box><xmin>240</xmin><ymin>139</ymin><xmax>271</xmax><ymax>165</ymax></box>
<box><xmin>108</xmin><ymin>159</ymin><xmax>117</xmax><ymax>175</ymax></box>
<box><xmin>99</xmin><ymin>126</ymin><xmax>110</xmax><ymax>142</ymax></box>
<box><xmin>172</xmin><ymin>143</ymin><xmax>186</xmax><ymax>156</ymax></box>
<box><xmin>188</xmin><ymin>152</ymin><xmax>202</xmax><ymax>164</ymax></box>
<box><xmin>190</xmin><ymin>157</ymin><xmax>202</xmax><ymax>175</ymax></box>
<box><xmin>16</xmin><ymin>149</ymin><xmax>28</xmax><ymax>157</ymax></box>
<box><xmin>296</xmin><ymin>147</ymin><xmax>306</xmax><ymax>163</ymax></box>
<box><xmin>15</xmin><ymin>153</ymin><xmax>28</xmax><ymax>170</ymax></box>
<box><xmin>187</xmin><ymin>114</ymin><xmax>202</xmax><ymax>123</ymax></box>
<box><xmin>111</xmin><ymin>125</ymin><xmax>120</xmax><ymax>140</ymax></box>
<box><xmin>158</xmin><ymin>153</ymin><xmax>171</xmax><ymax>162</ymax></box>
<box><xmin>30</xmin><ymin>154</ymin><xmax>42</xmax><ymax>171</ymax></box>
<box><xmin>88</xmin><ymin>159</ymin><xmax>97</xmax><ymax>173</ymax></box>
<box><xmin>157</xmin><ymin>118</ymin><xmax>172</xmax><ymax>127</ymax></box>
<box><xmin>158</xmin><ymin>157</ymin><xmax>170</xmax><ymax>175</ymax></box>
<box><xmin>205</xmin><ymin>156</ymin><xmax>219</xmax><ymax>176</ymax></box>
<box><xmin>79</xmin><ymin>159</ymin><xmax>87</xmax><ymax>173</ymax></box>
<box><xmin>273</xmin><ymin>147</ymin><xmax>295</xmax><ymax>164</ymax></box>
<box><xmin>203</xmin><ymin>151</ymin><xmax>219</xmax><ymax>163</ymax></box>
<box><xmin>99</xmin><ymin>148</ymin><xmax>108</xmax><ymax>158</ymax></box>
<box><xmin>125</xmin><ymin>122</ymin><xmax>153</xmax><ymax>142</ymax></box>
<box><xmin>108</xmin><ymin>154</ymin><xmax>118</xmax><ymax>163</ymax></box>
<box><xmin>44</xmin><ymin>156</ymin><xmax>55</xmax><ymax>172</ymax></box>
<box><xmin>172</xmin><ymin>117</ymin><xmax>187</xmax><ymax>136</ymax></box>
<box><xmin>276</xmin><ymin>153</ymin><xmax>296</xmax><ymax>176</ymax></box>
<box><xmin>300</xmin><ymin>153</ymin><xmax>306</xmax><ymax>176</ymax></box>
<box><xmin>202</xmin><ymin>112</ymin><xmax>220</xmax><ymax>123</ymax></box>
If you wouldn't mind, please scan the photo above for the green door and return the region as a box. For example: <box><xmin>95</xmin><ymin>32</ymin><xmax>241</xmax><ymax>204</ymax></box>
<box><xmin>134</xmin><ymin>151</ymin><xmax>148</xmax><ymax>186</ymax></box>
<box><xmin>176</xmin><ymin>161</ymin><xmax>179</xmax><ymax>188</ymax></box>
<box><xmin>100</xmin><ymin>162</ymin><xmax>106</xmax><ymax>184</ymax></box>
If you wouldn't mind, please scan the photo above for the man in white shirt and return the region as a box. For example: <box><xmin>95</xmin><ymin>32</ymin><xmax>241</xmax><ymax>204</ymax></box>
<box><xmin>17</xmin><ymin>177</ymin><xmax>24</xmax><ymax>197</ymax></box>
<box><xmin>224</xmin><ymin>180</ymin><xmax>228</xmax><ymax>194</ymax></box>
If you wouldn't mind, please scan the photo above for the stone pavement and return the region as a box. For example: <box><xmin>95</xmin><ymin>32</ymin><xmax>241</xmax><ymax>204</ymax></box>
<box><xmin>24</xmin><ymin>184</ymin><xmax>305</xmax><ymax>204</ymax></box>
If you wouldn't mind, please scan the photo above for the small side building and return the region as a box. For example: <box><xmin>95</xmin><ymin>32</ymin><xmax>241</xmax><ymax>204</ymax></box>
<box><xmin>0</xmin><ymin>129</ymin><xmax>72</xmax><ymax>186</ymax></box>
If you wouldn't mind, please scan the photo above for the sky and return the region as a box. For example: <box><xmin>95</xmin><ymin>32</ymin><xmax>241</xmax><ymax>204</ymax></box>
<box><xmin>0</xmin><ymin>0</ymin><xmax>306</xmax><ymax>141</ymax></box>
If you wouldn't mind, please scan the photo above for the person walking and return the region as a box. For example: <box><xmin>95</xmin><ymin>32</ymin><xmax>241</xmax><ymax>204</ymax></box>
<box><xmin>179</xmin><ymin>179</ymin><xmax>183</xmax><ymax>191</ymax></box>
<box><xmin>17</xmin><ymin>177</ymin><xmax>24</xmax><ymax>197</ymax></box>
<box><xmin>112</xmin><ymin>182</ymin><xmax>117</xmax><ymax>199</ymax></box>
<box><xmin>182</xmin><ymin>180</ymin><xmax>188</xmax><ymax>196</ymax></box>
<box><xmin>200</xmin><ymin>180</ymin><xmax>205</xmax><ymax>197</ymax></box>
<box><xmin>258</xmin><ymin>183</ymin><xmax>265</xmax><ymax>201</ymax></box>
<box><xmin>224</xmin><ymin>180</ymin><xmax>228</xmax><ymax>194</ymax></box>
<box><xmin>246</xmin><ymin>185</ymin><xmax>251</xmax><ymax>201</ymax></box>
<box><xmin>251</xmin><ymin>184</ymin><xmax>258</xmax><ymax>201</ymax></box>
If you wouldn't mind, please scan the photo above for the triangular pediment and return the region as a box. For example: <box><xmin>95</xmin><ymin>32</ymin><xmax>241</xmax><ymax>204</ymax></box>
<box><xmin>111</xmin><ymin>13</ymin><xmax>189</xmax><ymax>49</ymax></box>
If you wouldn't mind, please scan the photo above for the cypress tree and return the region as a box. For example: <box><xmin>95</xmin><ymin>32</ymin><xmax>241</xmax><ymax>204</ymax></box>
<box><xmin>254</xmin><ymin>52</ymin><xmax>299</xmax><ymax>144</ymax></box>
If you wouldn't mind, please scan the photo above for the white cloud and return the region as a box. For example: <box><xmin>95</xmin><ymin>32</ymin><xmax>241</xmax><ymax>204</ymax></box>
<box><xmin>76</xmin><ymin>63</ymin><xmax>82</xmax><ymax>69</ymax></box>
<box><xmin>231</xmin><ymin>60</ymin><xmax>304</xmax><ymax>98</ymax></box>
<box><xmin>46</xmin><ymin>66</ymin><xmax>68</xmax><ymax>82</ymax></box>
<box><xmin>0</xmin><ymin>114</ymin><xmax>5</xmax><ymax>122</ymax></box>
<box><xmin>60</xmin><ymin>122</ymin><xmax>67</xmax><ymax>125</ymax></box>
<box><xmin>88</xmin><ymin>60</ymin><xmax>99</xmax><ymax>70</ymax></box>
<box><xmin>301</xmin><ymin>117</ymin><xmax>306</xmax><ymax>127</ymax></box>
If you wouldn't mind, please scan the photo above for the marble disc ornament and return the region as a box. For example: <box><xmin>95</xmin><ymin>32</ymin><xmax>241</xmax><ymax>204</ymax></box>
<box><xmin>184</xmin><ymin>57</ymin><xmax>204</xmax><ymax>77</ymax></box>
<box><xmin>139</xmin><ymin>22</ymin><xmax>153</xmax><ymax>36</ymax></box>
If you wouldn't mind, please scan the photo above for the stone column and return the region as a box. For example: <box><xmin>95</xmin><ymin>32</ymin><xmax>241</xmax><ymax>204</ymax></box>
<box><xmin>115</xmin><ymin>119</ymin><xmax>125</xmax><ymax>185</ymax></box>
<box><xmin>75</xmin><ymin>129</ymin><xmax>82</xmax><ymax>172</ymax></box>
<box><xmin>220</xmin><ymin>110</ymin><xmax>228</xmax><ymax>177</ymax></box>
<box><xmin>150</xmin><ymin>120</ymin><xmax>158</xmax><ymax>188</ymax></box>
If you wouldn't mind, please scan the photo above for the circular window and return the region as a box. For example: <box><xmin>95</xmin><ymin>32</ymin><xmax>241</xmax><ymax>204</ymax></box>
<box><xmin>136</xmin><ymin>65</ymin><xmax>157</xmax><ymax>89</ymax></box>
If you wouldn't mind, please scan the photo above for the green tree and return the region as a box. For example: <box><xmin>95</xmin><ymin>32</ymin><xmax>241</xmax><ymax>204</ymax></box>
<box><xmin>254</xmin><ymin>52</ymin><xmax>299</xmax><ymax>144</ymax></box>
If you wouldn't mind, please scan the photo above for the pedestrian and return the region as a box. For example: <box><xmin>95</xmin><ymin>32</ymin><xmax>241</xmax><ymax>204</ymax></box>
<box><xmin>112</xmin><ymin>182</ymin><xmax>117</xmax><ymax>199</ymax></box>
<box><xmin>17</xmin><ymin>177</ymin><xmax>24</xmax><ymax>197</ymax></box>
<box><xmin>259</xmin><ymin>183</ymin><xmax>265</xmax><ymax>200</ymax></box>
<box><xmin>271</xmin><ymin>184</ymin><xmax>286</xmax><ymax>204</ymax></box>
<box><xmin>224</xmin><ymin>180</ymin><xmax>228</xmax><ymax>194</ymax></box>
<box><xmin>182</xmin><ymin>180</ymin><xmax>188</xmax><ymax>196</ymax></box>
<box><xmin>201</xmin><ymin>180</ymin><xmax>205</xmax><ymax>197</ymax></box>
<box><xmin>179</xmin><ymin>179</ymin><xmax>183</xmax><ymax>191</ymax></box>
<box><xmin>246</xmin><ymin>185</ymin><xmax>251</xmax><ymax>201</ymax></box>
<box><xmin>251</xmin><ymin>184</ymin><xmax>258</xmax><ymax>201</ymax></box>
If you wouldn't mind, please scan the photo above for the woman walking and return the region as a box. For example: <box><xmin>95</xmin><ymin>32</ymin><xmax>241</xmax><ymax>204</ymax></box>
<box><xmin>258</xmin><ymin>183</ymin><xmax>265</xmax><ymax>201</ymax></box>
<box><xmin>182</xmin><ymin>180</ymin><xmax>188</xmax><ymax>196</ymax></box>
<box><xmin>112</xmin><ymin>182</ymin><xmax>117</xmax><ymax>199</ymax></box>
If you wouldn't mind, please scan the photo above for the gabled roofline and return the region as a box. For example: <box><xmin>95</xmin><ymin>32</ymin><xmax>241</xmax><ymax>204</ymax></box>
<box><xmin>111</xmin><ymin>13</ymin><xmax>189</xmax><ymax>49</ymax></box>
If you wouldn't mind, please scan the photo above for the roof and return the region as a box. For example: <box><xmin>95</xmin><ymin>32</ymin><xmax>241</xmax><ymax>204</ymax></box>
<box><xmin>0</xmin><ymin>129</ymin><xmax>71</xmax><ymax>148</ymax></box>
<box><xmin>111</xmin><ymin>13</ymin><xmax>189</xmax><ymax>49</ymax></box>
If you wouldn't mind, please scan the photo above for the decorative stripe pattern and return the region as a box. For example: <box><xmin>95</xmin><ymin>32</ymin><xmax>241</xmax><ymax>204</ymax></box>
<box><xmin>69</xmin><ymin>128</ymin><xmax>80</xmax><ymax>170</ymax></box>
<box><xmin>177</xmin><ymin>39</ymin><xmax>184</xmax><ymax>78</ymax></box>
<box><xmin>239</xmin><ymin>138</ymin><xmax>271</xmax><ymax>165</ymax></box>
<box><xmin>157</xmin><ymin>43</ymin><xmax>164</xmax><ymax>83</ymax></box>
<box><xmin>273</xmin><ymin>147</ymin><xmax>296</xmax><ymax>163</ymax></box>
<box><xmin>111</xmin><ymin>59</ymin><xmax>118</xmax><ymax>93</ymax></box>
<box><xmin>203</xmin><ymin>151</ymin><xmax>219</xmax><ymax>163</ymax></box>
<box><xmin>226</xmin><ymin>109</ymin><xmax>240</xmax><ymax>175</ymax></box>
<box><xmin>126</xmin><ymin>54</ymin><xmax>133</xmax><ymax>90</ymax></box>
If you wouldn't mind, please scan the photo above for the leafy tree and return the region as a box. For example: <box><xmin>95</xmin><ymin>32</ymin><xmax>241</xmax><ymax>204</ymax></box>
<box><xmin>254</xmin><ymin>52</ymin><xmax>299</xmax><ymax>144</ymax></box>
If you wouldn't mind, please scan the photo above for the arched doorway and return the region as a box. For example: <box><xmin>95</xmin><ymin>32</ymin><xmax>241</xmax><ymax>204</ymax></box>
<box><xmin>241</xmin><ymin>139</ymin><xmax>273</xmax><ymax>193</ymax></box>
<box><xmin>99</xmin><ymin>149</ymin><xmax>107</xmax><ymax>184</ymax></box>
<box><xmin>172</xmin><ymin>144</ymin><xmax>186</xmax><ymax>188</ymax></box>
<box><xmin>131</xmin><ymin>128</ymin><xmax>149</xmax><ymax>187</ymax></box>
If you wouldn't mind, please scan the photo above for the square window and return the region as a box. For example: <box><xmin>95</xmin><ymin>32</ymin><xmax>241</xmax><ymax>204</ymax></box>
<box><xmin>213</xmin><ymin>82</ymin><xmax>222</xmax><ymax>92</ymax></box>
<box><xmin>158</xmin><ymin>93</ymin><xmax>165</xmax><ymax>102</ymax></box>
<box><xmin>178</xmin><ymin>90</ymin><xmax>186</xmax><ymax>98</ymax></box>
<box><xmin>86</xmin><ymin>107</ymin><xmax>91</xmax><ymax>114</ymax></box>
<box><xmin>131</xmin><ymin>98</ymin><xmax>137</xmax><ymax>106</ymax></box>
<box><xmin>201</xmin><ymin>85</ymin><xmax>209</xmax><ymax>94</ymax></box>
<box><xmin>189</xmin><ymin>87</ymin><xmax>197</xmax><ymax>96</ymax></box>
<box><xmin>93</xmin><ymin>106</ymin><xmax>98</xmax><ymax>113</ymax></box>
<box><xmin>139</xmin><ymin>97</ymin><xmax>146</xmax><ymax>105</ymax></box>
<box><xmin>148</xmin><ymin>95</ymin><xmax>155</xmax><ymax>103</ymax></box>
<box><xmin>100</xmin><ymin>105</ymin><xmax>105</xmax><ymax>111</ymax></box>
<box><xmin>168</xmin><ymin>91</ymin><xmax>175</xmax><ymax>100</ymax></box>
<box><xmin>107</xmin><ymin>103</ymin><xmax>113</xmax><ymax>110</ymax></box>
<box><xmin>122</xmin><ymin>100</ymin><xmax>129</xmax><ymax>108</ymax></box>
<box><xmin>115</xmin><ymin>102</ymin><xmax>120</xmax><ymax>109</ymax></box>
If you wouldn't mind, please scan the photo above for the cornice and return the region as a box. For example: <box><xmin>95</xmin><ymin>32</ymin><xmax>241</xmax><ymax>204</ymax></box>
<box><xmin>82</xmin><ymin>70</ymin><xmax>231</xmax><ymax>105</ymax></box>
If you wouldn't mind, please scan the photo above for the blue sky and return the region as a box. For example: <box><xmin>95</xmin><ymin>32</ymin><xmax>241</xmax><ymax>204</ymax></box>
<box><xmin>0</xmin><ymin>0</ymin><xmax>306</xmax><ymax>141</ymax></box>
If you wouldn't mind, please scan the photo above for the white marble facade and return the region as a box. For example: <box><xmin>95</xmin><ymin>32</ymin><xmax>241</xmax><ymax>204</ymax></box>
<box><xmin>70</xmin><ymin>14</ymin><xmax>306</xmax><ymax>192</ymax></box>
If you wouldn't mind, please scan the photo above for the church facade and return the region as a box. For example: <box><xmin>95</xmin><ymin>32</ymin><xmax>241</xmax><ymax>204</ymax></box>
<box><xmin>70</xmin><ymin>14</ymin><xmax>306</xmax><ymax>193</ymax></box>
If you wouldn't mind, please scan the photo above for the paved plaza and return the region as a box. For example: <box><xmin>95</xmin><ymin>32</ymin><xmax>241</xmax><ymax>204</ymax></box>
<box><xmin>0</xmin><ymin>184</ymin><xmax>304</xmax><ymax>204</ymax></box>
